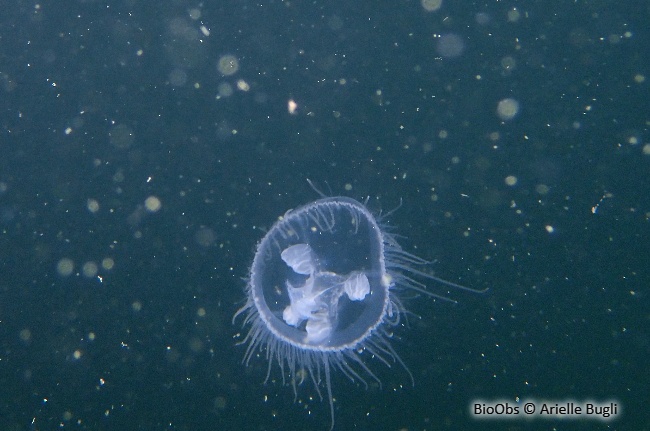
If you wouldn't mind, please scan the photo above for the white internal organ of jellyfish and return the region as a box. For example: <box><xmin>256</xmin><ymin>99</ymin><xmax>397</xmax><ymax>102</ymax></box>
<box><xmin>280</xmin><ymin>243</ymin><xmax>370</xmax><ymax>344</ymax></box>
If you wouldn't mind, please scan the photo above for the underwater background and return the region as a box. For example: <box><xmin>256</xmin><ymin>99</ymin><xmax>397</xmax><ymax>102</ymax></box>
<box><xmin>0</xmin><ymin>1</ymin><xmax>647</xmax><ymax>430</ymax></box>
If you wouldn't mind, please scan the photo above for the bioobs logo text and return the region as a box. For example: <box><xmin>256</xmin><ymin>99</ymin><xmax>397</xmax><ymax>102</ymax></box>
<box><xmin>473</xmin><ymin>401</ymin><xmax>520</xmax><ymax>418</ymax></box>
